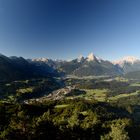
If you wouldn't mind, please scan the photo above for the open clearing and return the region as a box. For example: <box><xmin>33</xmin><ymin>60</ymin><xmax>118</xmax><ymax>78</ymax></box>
<box><xmin>55</xmin><ymin>104</ymin><xmax>70</xmax><ymax>108</ymax></box>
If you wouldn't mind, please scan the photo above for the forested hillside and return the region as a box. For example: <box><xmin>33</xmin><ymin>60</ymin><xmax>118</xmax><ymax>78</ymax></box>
<box><xmin>0</xmin><ymin>99</ymin><xmax>140</xmax><ymax>140</ymax></box>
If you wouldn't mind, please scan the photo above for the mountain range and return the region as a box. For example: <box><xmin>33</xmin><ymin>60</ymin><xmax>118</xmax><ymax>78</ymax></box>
<box><xmin>0</xmin><ymin>53</ymin><xmax>140</xmax><ymax>81</ymax></box>
<box><xmin>31</xmin><ymin>53</ymin><xmax>140</xmax><ymax>77</ymax></box>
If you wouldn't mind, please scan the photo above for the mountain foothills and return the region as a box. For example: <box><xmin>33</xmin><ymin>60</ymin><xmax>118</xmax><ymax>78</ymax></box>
<box><xmin>0</xmin><ymin>54</ymin><xmax>59</xmax><ymax>81</ymax></box>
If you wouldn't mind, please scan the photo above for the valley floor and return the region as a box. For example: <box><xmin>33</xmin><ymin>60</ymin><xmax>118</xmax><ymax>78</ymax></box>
<box><xmin>1</xmin><ymin>76</ymin><xmax>140</xmax><ymax>139</ymax></box>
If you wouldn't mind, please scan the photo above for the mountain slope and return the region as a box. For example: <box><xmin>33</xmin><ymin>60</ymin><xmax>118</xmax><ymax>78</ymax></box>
<box><xmin>0</xmin><ymin>54</ymin><xmax>28</xmax><ymax>81</ymax></box>
<box><xmin>124</xmin><ymin>71</ymin><xmax>140</xmax><ymax>79</ymax></box>
<box><xmin>73</xmin><ymin>59</ymin><xmax>123</xmax><ymax>76</ymax></box>
<box><xmin>0</xmin><ymin>54</ymin><xmax>58</xmax><ymax>81</ymax></box>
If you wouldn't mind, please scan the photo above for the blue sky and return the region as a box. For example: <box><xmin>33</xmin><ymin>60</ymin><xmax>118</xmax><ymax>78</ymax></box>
<box><xmin>0</xmin><ymin>0</ymin><xmax>140</xmax><ymax>60</ymax></box>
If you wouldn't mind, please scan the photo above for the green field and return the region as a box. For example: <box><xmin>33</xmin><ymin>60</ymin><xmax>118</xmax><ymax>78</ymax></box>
<box><xmin>55</xmin><ymin>104</ymin><xmax>70</xmax><ymax>108</ymax></box>
<box><xmin>76</xmin><ymin>89</ymin><xmax>108</xmax><ymax>101</ymax></box>
<box><xmin>108</xmin><ymin>91</ymin><xmax>140</xmax><ymax>101</ymax></box>
<box><xmin>130</xmin><ymin>83</ymin><xmax>140</xmax><ymax>87</ymax></box>
<box><xmin>16</xmin><ymin>87</ymin><xmax>33</xmax><ymax>94</ymax></box>
<box><xmin>65</xmin><ymin>88</ymin><xmax>140</xmax><ymax>103</ymax></box>
<box><xmin>115</xmin><ymin>77</ymin><xmax>129</xmax><ymax>82</ymax></box>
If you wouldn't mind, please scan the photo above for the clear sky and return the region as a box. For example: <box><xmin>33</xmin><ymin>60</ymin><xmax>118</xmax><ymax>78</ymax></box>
<box><xmin>0</xmin><ymin>0</ymin><xmax>140</xmax><ymax>60</ymax></box>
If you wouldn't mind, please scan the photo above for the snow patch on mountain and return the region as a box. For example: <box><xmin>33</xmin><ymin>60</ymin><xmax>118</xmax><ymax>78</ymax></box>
<box><xmin>87</xmin><ymin>53</ymin><xmax>96</xmax><ymax>61</ymax></box>
<box><xmin>77</xmin><ymin>55</ymin><xmax>84</xmax><ymax>62</ymax></box>
<box><xmin>32</xmin><ymin>58</ymin><xmax>49</xmax><ymax>63</ymax></box>
<box><xmin>96</xmin><ymin>56</ymin><xmax>103</xmax><ymax>63</ymax></box>
<box><xmin>86</xmin><ymin>52</ymin><xmax>98</xmax><ymax>62</ymax></box>
<box><xmin>113</xmin><ymin>56</ymin><xmax>140</xmax><ymax>66</ymax></box>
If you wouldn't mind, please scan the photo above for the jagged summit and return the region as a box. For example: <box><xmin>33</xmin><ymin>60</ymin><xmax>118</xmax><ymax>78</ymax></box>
<box><xmin>32</xmin><ymin>58</ymin><xmax>49</xmax><ymax>63</ymax></box>
<box><xmin>87</xmin><ymin>52</ymin><xmax>97</xmax><ymax>62</ymax></box>
<box><xmin>86</xmin><ymin>52</ymin><xmax>103</xmax><ymax>63</ymax></box>
<box><xmin>29</xmin><ymin>54</ymin><xmax>140</xmax><ymax>76</ymax></box>
<box><xmin>31</xmin><ymin>53</ymin><xmax>102</xmax><ymax>63</ymax></box>
<box><xmin>122</xmin><ymin>56</ymin><xmax>139</xmax><ymax>63</ymax></box>
<box><xmin>77</xmin><ymin>55</ymin><xmax>84</xmax><ymax>62</ymax></box>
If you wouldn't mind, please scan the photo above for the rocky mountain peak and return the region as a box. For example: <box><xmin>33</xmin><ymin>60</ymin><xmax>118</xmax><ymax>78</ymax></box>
<box><xmin>113</xmin><ymin>56</ymin><xmax>139</xmax><ymax>65</ymax></box>
<box><xmin>87</xmin><ymin>52</ymin><xmax>97</xmax><ymax>62</ymax></box>
<box><xmin>77</xmin><ymin>55</ymin><xmax>84</xmax><ymax>62</ymax></box>
<box><xmin>122</xmin><ymin>56</ymin><xmax>138</xmax><ymax>63</ymax></box>
<box><xmin>32</xmin><ymin>58</ymin><xmax>49</xmax><ymax>63</ymax></box>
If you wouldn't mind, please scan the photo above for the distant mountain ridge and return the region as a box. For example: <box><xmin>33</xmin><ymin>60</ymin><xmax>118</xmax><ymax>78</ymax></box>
<box><xmin>31</xmin><ymin>53</ymin><xmax>123</xmax><ymax>76</ymax></box>
<box><xmin>31</xmin><ymin>53</ymin><xmax>140</xmax><ymax>77</ymax></box>
<box><xmin>1</xmin><ymin>53</ymin><xmax>140</xmax><ymax>81</ymax></box>
<box><xmin>113</xmin><ymin>56</ymin><xmax>140</xmax><ymax>73</ymax></box>
<box><xmin>113</xmin><ymin>56</ymin><xmax>139</xmax><ymax>65</ymax></box>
